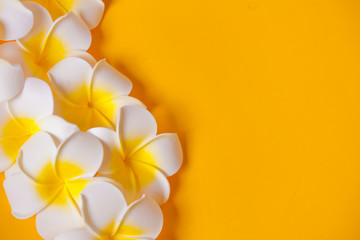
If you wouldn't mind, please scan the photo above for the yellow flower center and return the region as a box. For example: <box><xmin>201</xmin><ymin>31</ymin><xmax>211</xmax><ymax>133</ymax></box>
<box><xmin>0</xmin><ymin>118</ymin><xmax>39</xmax><ymax>161</ymax></box>
<box><xmin>36</xmin><ymin>160</ymin><xmax>88</xmax><ymax>206</ymax></box>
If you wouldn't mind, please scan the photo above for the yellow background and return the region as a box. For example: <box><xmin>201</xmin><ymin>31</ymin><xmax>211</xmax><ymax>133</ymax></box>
<box><xmin>2</xmin><ymin>0</ymin><xmax>360</xmax><ymax>239</ymax></box>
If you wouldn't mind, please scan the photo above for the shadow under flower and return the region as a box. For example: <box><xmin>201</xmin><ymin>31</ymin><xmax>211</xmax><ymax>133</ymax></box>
<box><xmin>89</xmin><ymin>1</ymin><xmax>189</xmax><ymax>239</ymax></box>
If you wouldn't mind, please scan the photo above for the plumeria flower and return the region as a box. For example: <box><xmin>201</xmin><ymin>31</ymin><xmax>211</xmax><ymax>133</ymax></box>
<box><xmin>4</xmin><ymin>131</ymin><xmax>109</xmax><ymax>239</ymax></box>
<box><xmin>0</xmin><ymin>0</ymin><xmax>33</xmax><ymax>40</ymax></box>
<box><xmin>55</xmin><ymin>181</ymin><xmax>163</xmax><ymax>240</ymax></box>
<box><xmin>49</xmin><ymin>57</ymin><xmax>143</xmax><ymax>131</ymax></box>
<box><xmin>0</xmin><ymin>1</ymin><xmax>93</xmax><ymax>80</ymax></box>
<box><xmin>0</xmin><ymin>59</ymin><xmax>24</xmax><ymax>102</ymax></box>
<box><xmin>89</xmin><ymin>105</ymin><xmax>183</xmax><ymax>204</ymax></box>
<box><xmin>40</xmin><ymin>0</ymin><xmax>105</xmax><ymax>29</ymax></box>
<box><xmin>0</xmin><ymin>77</ymin><xmax>78</xmax><ymax>172</ymax></box>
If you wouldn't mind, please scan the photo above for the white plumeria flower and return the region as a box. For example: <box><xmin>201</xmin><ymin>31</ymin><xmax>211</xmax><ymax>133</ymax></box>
<box><xmin>55</xmin><ymin>181</ymin><xmax>163</xmax><ymax>240</ymax></box>
<box><xmin>0</xmin><ymin>1</ymin><xmax>94</xmax><ymax>80</ymax></box>
<box><xmin>89</xmin><ymin>105</ymin><xmax>183</xmax><ymax>204</ymax></box>
<box><xmin>0</xmin><ymin>59</ymin><xmax>24</xmax><ymax>102</ymax></box>
<box><xmin>49</xmin><ymin>57</ymin><xmax>143</xmax><ymax>131</ymax></box>
<box><xmin>0</xmin><ymin>0</ymin><xmax>33</xmax><ymax>40</ymax></box>
<box><xmin>49</xmin><ymin>0</ymin><xmax>104</xmax><ymax>29</ymax></box>
<box><xmin>4</xmin><ymin>131</ymin><xmax>108</xmax><ymax>239</ymax></box>
<box><xmin>0</xmin><ymin>77</ymin><xmax>78</xmax><ymax>172</ymax></box>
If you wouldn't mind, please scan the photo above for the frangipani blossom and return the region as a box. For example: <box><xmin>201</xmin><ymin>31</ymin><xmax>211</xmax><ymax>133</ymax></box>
<box><xmin>4</xmin><ymin>131</ymin><xmax>107</xmax><ymax>239</ymax></box>
<box><xmin>49</xmin><ymin>57</ymin><xmax>143</xmax><ymax>131</ymax></box>
<box><xmin>0</xmin><ymin>77</ymin><xmax>78</xmax><ymax>172</ymax></box>
<box><xmin>0</xmin><ymin>1</ymin><xmax>93</xmax><ymax>80</ymax></box>
<box><xmin>0</xmin><ymin>0</ymin><xmax>33</xmax><ymax>40</ymax></box>
<box><xmin>89</xmin><ymin>105</ymin><xmax>183</xmax><ymax>204</ymax></box>
<box><xmin>55</xmin><ymin>181</ymin><xmax>163</xmax><ymax>240</ymax></box>
<box><xmin>0</xmin><ymin>59</ymin><xmax>24</xmax><ymax>102</ymax></box>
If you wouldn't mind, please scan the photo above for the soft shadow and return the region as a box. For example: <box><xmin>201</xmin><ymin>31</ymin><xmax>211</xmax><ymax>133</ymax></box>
<box><xmin>90</xmin><ymin>1</ymin><xmax>188</xmax><ymax>240</ymax></box>
<box><xmin>88</xmin><ymin>0</ymin><xmax>112</xmax><ymax>61</ymax></box>
<box><xmin>111</xmin><ymin>64</ymin><xmax>189</xmax><ymax>240</ymax></box>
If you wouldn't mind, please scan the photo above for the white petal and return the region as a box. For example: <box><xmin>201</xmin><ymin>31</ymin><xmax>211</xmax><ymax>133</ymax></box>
<box><xmin>49</xmin><ymin>57</ymin><xmax>92</xmax><ymax>105</ymax></box>
<box><xmin>0</xmin><ymin>0</ymin><xmax>33</xmax><ymax>40</ymax></box>
<box><xmin>17</xmin><ymin>131</ymin><xmax>58</xmax><ymax>184</ymax></box>
<box><xmin>117</xmin><ymin>105</ymin><xmax>157</xmax><ymax>156</ymax></box>
<box><xmin>3</xmin><ymin>173</ymin><xmax>60</xmax><ymax>219</ymax></box>
<box><xmin>0</xmin><ymin>138</ymin><xmax>20</xmax><ymax>172</ymax></box>
<box><xmin>64</xmin><ymin>50</ymin><xmax>96</xmax><ymax>67</ymax></box>
<box><xmin>115</xmin><ymin>196</ymin><xmax>163</xmax><ymax>239</ymax></box>
<box><xmin>18</xmin><ymin>1</ymin><xmax>52</xmax><ymax>55</ymax></box>
<box><xmin>37</xmin><ymin>115</ymin><xmax>79</xmax><ymax>143</ymax></box>
<box><xmin>45</xmin><ymin>11</ymin><xmax>91</xmax><ymax>52</ymax></box>
<box><xmin>131</xmin><ymin>161</ymin><xmax>170</xmax><ymax>205</ymax></box>
<box><xmin>81</xmin><ymin>181</ymin><xmax>127</xmax><ymax>236</ymax></box>
<box><xmin>8</xmin><ymin>77</ymin><xmax>53</xmax><ymax>120</ymax></box>
<box><xmin>55</xmin><ymin>132</ymin><xmax>103</xmax><ymax>180</ymax></box>
<box><xmin>87</xmin><ymin>127</ymin><xmax>121</xmax><ymax>173</ymax></box>
<box><xmin>5</xmin><ymin>163</ymin><xmax>21</xmax><ymax>177</ymax></box>
<box><xmin>0</xmin><ymin>101</ymin><xmax>12</xmax><ymax>138</ymax></box>
<box><xmin>36</xmin><ymin>198</ymin><xmax>83</xmax><ymax>240</ymax></box>
<box><xmin>131</xmin><ymin>133</ymin><xmax>183</xmax><ymax>176</ymax></box>
<box><xmin>69</xmin><ymin>0</ymin><xmax>104</xmax><ymax>29</ymax></box>
<box><xmin>0</xmin><ymin>59</ymin><xmax>24</xmax><ymax>102</ymax></box>
<box><xmin>0</xmin><ymin>42</ymin><xmax>33</xmax><ymax>78</ymax></box>
<box><xmin>91</xmin><ymin>59</ymin><xmax>133</xmax><ymax>103</ymax></box>
<box><xmin>55</xmin><ymin>228</ymin><xmax>95</xmax><ymax>240</ymax></box>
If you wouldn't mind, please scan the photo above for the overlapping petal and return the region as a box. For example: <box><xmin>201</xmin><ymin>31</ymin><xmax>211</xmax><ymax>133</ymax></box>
<box><xmin>17</xmin><ymin>131</ymin><xmax>58</xmax><ymax>184</ymax></box>
<box><xmin>55</xmin><ymin>181</ymin><xmax>163</xmax><ymax>240</ymax></box>
<box><xmin>8</xmin><ymin>77</ymin><xmax>53</xmax><ymax>120</ymax></box>
<box><xmin>117</xmin><ymin>104</ymin><xmax>157</xmax><ymax>155</ymax></box>
<box><xmin>0</xmin><ymin>41</ymin><xmax>35</xmax><ymax>78</ymax></box>
<box><xmin>37</xmin><ymin>115</ymin><xmax>79</xmax><ymax>144</ymax></box>
<box><xmin>130</xmin><ymin>133</ymin><xmax>183</xmax><ymax>176</ymax></box>
<box><xmin>36</xmin><ymin>198</ymin><xmax>83</xmax><ymax>240</ymax></box>
<box><xmin>81</xmin><ymin>181</ymin><xmax>127</xmax><ymax>236</ymax></box>
<box><xmin>55</xmin><ymin>132</ymin><xmax>103</xmax><ymax>180</ymax></box>
<box><xmin>130</xmin><ymin>161</ymin><xmax>171</xmax><ymax>205</ymax></box>
<box><xmin>4</xmin><ymin>172</ymin><xmax>61</xmax><ymax>219</ymax></box>
<box><xmin>18</xmin><ymin>1</ymin><xmax>53</xmax><ymax>57</ymax></box>
<box><xmin>0</xmin><ymin>59</ymin><xmax>24</xmax><ymax>102</ymax></box>
<box><xmin>54</xmin><ymin>0</ymin><xmax>104</xmax><ymax>29</ymax></box>
<box><xmin>50</xmin><ymin>57</ymin><xmax>143</xmax><ymax>131</ymax></box>
<box><xmin>54</xmin><ymin>228</ymin><xmax>93</xmax><ymax>240</ymax></box>
<box><xmin>89</xmin><ymin>105</ymin><xmax>183</xmax><ymax>204</ymax></box>
<box><xmin>0</xmin><ymin>0</ymin><xmax>34</xmax><ymax>40</ymax></box>
<box><xmin>115</xmin><ymin>194</ymin><xmax>163</xmax><ymax>239</ymax></box>
<box><xmin>42</xmin><ymin>11</ymin><xmax>91</xmax><ymax>65</ymax></box>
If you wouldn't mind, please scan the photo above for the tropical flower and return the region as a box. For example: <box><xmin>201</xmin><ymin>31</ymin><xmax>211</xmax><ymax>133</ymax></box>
<box><xmin>0</xmin><ymin>1</ymin><xmax>93</xmax><ymax>80</ymax></box>
<box><xmin>4</xmin><ymin>131</ymin><xmax>108</xmax><ymax>239</ymax></box>
<box><xmin>49</xmin><ymin>57</ymin><xmax>143</xmax><ymax>131</ymax></box>
<box><xmin>55</xmin><ymin>181</ymin><xmax>163</xmax><ymax>240</ymax></box>
<box><xmin>0</xmin><ymin>0</ymin><xmax>183</xmax><ymax>239</ymax></box>
<box><xmin>88</xmin><ymin>105</ymin><xmax>183</xmax><ymax>204</ymax></box>
<box><xmin>36</xmin><ymin>0</ymin><xmax>105</xmax><ymax>29</ymax></box>
<box><xmin>0</xmin><ymin>0</ymin><xmax>33</xmax><ymax>40</ymax></box>
<box><xmin>0</xmin><ymin>77</ymin><xmax>78</xmax><ymax>172</ymax></box>
<box><xmin>0</xmin><ymin>59</ymin><xmax>24</xmax><ymax>102</ymax></box>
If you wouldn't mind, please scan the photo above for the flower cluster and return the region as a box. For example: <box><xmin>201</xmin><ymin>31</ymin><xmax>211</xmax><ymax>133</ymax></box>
<box><xmin>0</xmin><ymin>1</ymin><xmax>183</xmax><ymax>240</ymax></box>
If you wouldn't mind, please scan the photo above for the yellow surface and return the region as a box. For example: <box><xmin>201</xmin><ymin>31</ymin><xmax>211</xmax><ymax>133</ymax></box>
<box><xmin>2</xmin><ymin>0</ymin><xmax>360</xmax><ymax>239</ymax></box>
